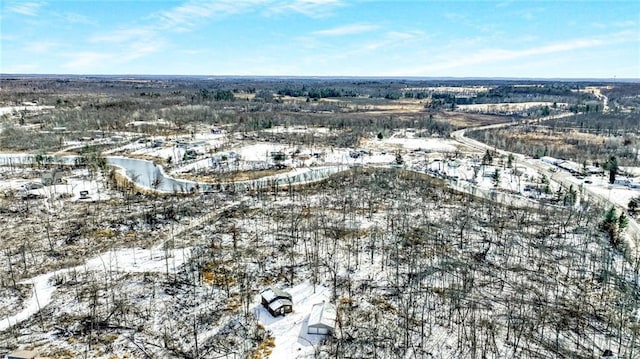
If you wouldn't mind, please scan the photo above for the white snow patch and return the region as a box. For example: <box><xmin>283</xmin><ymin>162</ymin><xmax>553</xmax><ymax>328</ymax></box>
<box><xmin>0</xmin><ymin>247</ymin><xmax>191</xmax><ymax>331</ymax></box>
<box><xmin>0</xmin><ymin>105</ymin><xmax>55</xmax><ymax>116</ymax></box>
<box><xmin>256</xmin><ymin>282</ymin><xmax>332</xmax><ymax>359</ymax></box>
<box><xmin>379</xmin><ymin>137</ymin><xmax>458</xmax><ymax>153</ymax></box>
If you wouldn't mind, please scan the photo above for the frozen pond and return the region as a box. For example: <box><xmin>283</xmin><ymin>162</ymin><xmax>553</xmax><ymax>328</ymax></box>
<box><xmin>108</xmin><ymin>157</ymin><xmax>348</xmax><ymax>193</ymax></box>
<box><xmin>107</xmin><ymin>156</ymin><xmax>200</xmax><ymax>193</ymax></box>
<box><xmin>0</xmin><ymin>153</ymin><xmax>348</xmax><ymax>193</ymax></box>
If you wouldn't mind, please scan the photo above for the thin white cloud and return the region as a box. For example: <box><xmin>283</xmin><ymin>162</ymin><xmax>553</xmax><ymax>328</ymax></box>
<box><xmin>397</xmin><ymin>30</ymin><xmax>638</xmax><ymax>76</ymax></box>
<box><xmin>312</xmin><ymin>23</ymin><xmax>378</xmax><ymax>36</ymax></box>
<box><xmin>180</xmin><ymin>49</ymin><xmax>209</xmax><ymax>55</ymax></box>
<box><xmin>612</xmin><ymin>20</ymin><xmax>636</xmax><ymax>28</ymax></box>
<box><xmin>268</xmin><ymin>0</ymin><xmax>344</xmax><ymax>18</ymax></box>
<box><xmin>24</xmin><ymin>41</ymin><xmax>63</xmax><ymax>53</ymax></box>
<box><xmin>90</xmin><ymin>28</ymin><xmax>156</xmax><ymax>44</ymax></box>
<box><xmin>72</xmin><ymin>0</ymin><xmax>347</xmax><ymax>72</ymax></box>
<box><xmin>90</xmin><ymin>0</ymin><xmax>345</xmax><ymax>49</ymax></box>
<box><xmin>593</xmin><ymin>19</ymin><xmax>637</xmax><ymax>30</ymax></box>
<box><xmin>63</xmin><ymin>41</ymin><xmax>164</xmax><ymax>71</ymax></box>
<box><xmin>153</xmin><ymin>0</ymin><xmax>266</xmax><ymax>31</ymax></box>
<box><xmin>495</xmin><ymin>1</ymin><xmax>514</xmax><ymax>8</ymax></box>
<box><xmin>356</xmin><ymin>30</ymin><xmax>425</xmax><ymax>52</ymax></box>
<box><xmin>88</xmin><ymin>0</ymin><xmax>265</xmax><ymax>53</ymax></box>
<box><xmin>2</xmin><ymin>64</ymin><xmax>38</xmax><ymax>73</ymax></box>
<box><xmin>443</xmin><ymin>12</ymin><xmax>466</xmax><ymax>22</ymax></box>
<box><xmin>298</xmin><ymin>29</ymin><xmax>425</xmax><ymax>65</ymax></box>
<box><xmin>58</xmin><ymin>12</ymin><xmax>94</xmax><ymax>25</ymax></box>
<box><xmin>6</xmin><ymin>2</ymin><xmax>45</xmax><ymax>16</ymax></box>
<box><xmin>385</xmin><ymin>30</ymin><xmax>425</xmax><ymax>41</ymax></box>
<box><xmin>0</xmin><ymin>33</ymin><xmax>19</xmax><ymax>42</ymax></box>
<box><xmin>124</xmin><ymin>42</ymin><xmax>163</xmax><ymax>61</ymax></box>
<box><xmin>63</xmin><ymin>52</ymin><xmax>112</xmax><ymax>70</ymax></box>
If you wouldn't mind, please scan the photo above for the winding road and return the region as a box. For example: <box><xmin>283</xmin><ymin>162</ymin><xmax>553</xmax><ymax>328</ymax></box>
<box><xmin>452</xmin><ymin>111</ymin><xmax>639</xmax><ymax>258</ymax></box>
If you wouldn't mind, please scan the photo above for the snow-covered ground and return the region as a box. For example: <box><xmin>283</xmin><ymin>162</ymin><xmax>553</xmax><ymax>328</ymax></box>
<box><xmin>456</xmin><ymin>101</ymin><xmax>567</xmax><ymax>112</ymax></box>
<box><xmin>256</xmin><ymin>282</ymin><xmax>332</xmax><ymax>359</ymax></box>
<box><xmin>1</xmin><ymin>125</ymin><xmax>639</xmax><ymax>358</ymax></box>
<box><xmin>580</xmin><ymin>174</ymin><xmax>639</xmax><ymax>210</ymax></box>
<box><xmin>0</xmin><ymin>170</ymin><xmax>111</xmax><ymax>202</ymax></box>
<box><xmin>0</xmin><ymin>105</ymin><xmax>55</xmax><ymax>116</ymax></box>
<box><xmin>0</xmin><ymin>246</ymin><xmax>190</xmax><ymax>331</ymax></box>
<box><xmin>3</xmin><ymin>125</ymin><xmax>637</xmax><ymax>210</ymax></box>
<box><xmin>377</xmin><ymin>137</ymin><xmax>457</xmax><ymax>153</ymax></box>
<box><xmin>29</xmin><ymin>178</ymin><xmax>110</xmax><ymax>202</ymax></box>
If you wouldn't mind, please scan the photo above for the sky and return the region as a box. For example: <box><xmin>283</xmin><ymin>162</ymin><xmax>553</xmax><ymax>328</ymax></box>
<box><xmin>1</xmin><ymin>0</ymin><xmax>639</xmax><ymax>78</ymax></box>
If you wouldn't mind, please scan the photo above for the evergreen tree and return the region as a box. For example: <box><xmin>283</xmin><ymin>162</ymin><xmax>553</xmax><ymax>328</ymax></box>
<box><xmin>482</xmin><ymin>150</ymin><xmax>493</xmax><ymax>165</ymax></box>
<box><xmin>492</xmin><ymin>169</ymin><xmax>500</xmax><ymax>188</ymax></box>
<box><xmin>600</xmin><ymin>206</ymin><xmax>627</xmax><ymax>247</ymax></box>
<box><xmin>606</xmin><ymin>156</ymin><xmax>618</xmax><ymax>184</ymax></box>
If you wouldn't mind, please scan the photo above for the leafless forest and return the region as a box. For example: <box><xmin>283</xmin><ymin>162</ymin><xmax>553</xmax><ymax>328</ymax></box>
<box><xmin>0</xmin><ymin>76</ymin><xmax>638</xmax><ymax>358</ymax></box>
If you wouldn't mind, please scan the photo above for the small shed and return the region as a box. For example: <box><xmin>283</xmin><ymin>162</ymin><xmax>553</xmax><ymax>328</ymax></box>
<box><xmin>307</xmin><ymin>301</ymin><xmax>337</xmax><ymax>335</ymax></box>
<box><xmin>261</xmin><ymin>287</ymin><xmax>293</xmax><ymax>317</ymax></box>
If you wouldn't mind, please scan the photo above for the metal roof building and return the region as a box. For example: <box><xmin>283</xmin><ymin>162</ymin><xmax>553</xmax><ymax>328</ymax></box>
<box><xmin>307</xmin><ymin>301</ymin><xmax>337</xmax><ymax>335</ymax></box>
<box><xmin>261</xmin><ymin>287</ymin><xmax>293</xmax><ymax>317</ymax></box>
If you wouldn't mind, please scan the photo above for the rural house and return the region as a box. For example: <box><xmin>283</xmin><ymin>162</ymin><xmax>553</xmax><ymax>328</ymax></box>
<box><xmin>307</xmin><ymin>301</ymin><xmax>337</xmax><ymax>335</ymax></box>
<box><xmin>261</xmin><ymin>287</ymin><xmax>293</xmax><ymax>317</ymax></box>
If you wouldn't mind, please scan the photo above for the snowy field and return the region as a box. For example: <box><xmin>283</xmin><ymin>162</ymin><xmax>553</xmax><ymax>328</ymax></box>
<box><xmin>0</xmin><ymin>105</ymin><xmax>55</xmax><ymax>116</ymax></box>
<box><xmin>456</xmin><ymin>101</ymin><xmax>567</xmax><ymax>113</ymax></box>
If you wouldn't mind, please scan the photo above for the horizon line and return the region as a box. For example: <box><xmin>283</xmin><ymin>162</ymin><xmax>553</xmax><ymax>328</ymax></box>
<box><xmin>1</xmin><ymin>73</ymin><xmax>638</xmax><ymax>83</ymax></box>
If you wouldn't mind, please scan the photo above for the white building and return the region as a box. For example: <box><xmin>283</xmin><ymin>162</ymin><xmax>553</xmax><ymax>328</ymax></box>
<box><xmin>307</xmin><ymin>301</ymin><xmax>336</xmax><ymax>335</ymax></box>
<box><xmin>540</xmin><ymin>156</ymin><xmax>559</xmax><ymax>165</ymax></box>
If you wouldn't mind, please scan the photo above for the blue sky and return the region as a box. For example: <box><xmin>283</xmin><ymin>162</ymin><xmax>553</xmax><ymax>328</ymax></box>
<box><xmin>1</xmin><ymin>0</ymin><xmax>638</xmax><ymax>77</ymax></box>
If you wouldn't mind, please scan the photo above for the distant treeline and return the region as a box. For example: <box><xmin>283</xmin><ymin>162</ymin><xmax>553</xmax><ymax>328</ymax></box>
<box><xmin>467</xmin><ymin>112</ymin><xmax>640</xmax><ymax>165</ymax></box>
<box><xmin>0</xmin><ymin>77</ymin><xmax>618</xmax><ymax>104</ymax></box>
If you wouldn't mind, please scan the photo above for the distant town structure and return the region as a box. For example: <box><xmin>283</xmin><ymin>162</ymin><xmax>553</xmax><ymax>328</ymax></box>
<box><xmin>307</xmin><ymin>301</ymin><xmax>337</xmax><ymax>335</ymax></box>
<box><xmin>540</xmin><ymin>156</ymin><xmax>603</xmax><ymax>175</ymax></box>
<box><xmin>261</xmin><ymin>287</ymin><xmax>293</xmax><ymax>317</ymax></box>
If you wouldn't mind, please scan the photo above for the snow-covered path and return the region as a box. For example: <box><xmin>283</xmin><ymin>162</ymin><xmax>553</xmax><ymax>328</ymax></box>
<box><xmin>0</xmin><ymin>271</ymin><xmax>61</xmax><ymax>331</ymax></box>
<box><xmin>0</xmin><ymin>247</ymin><xmax>190</xmax><ymax>332</ymax></box>
<box><xmin>0</xmin><ymin>201</ymin><xmax>242</xmax><ymax>332</ymax></box>
<box><xmin>0</xmin><ymin>152</ymin><xmax>344</xmax><ymax>333</ymax></box>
